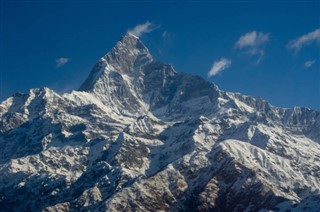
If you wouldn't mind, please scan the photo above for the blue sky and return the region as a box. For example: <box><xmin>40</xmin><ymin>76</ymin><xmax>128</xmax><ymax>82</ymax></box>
<box><xmin>1</xmin><ymin>1</ymin><xmax>319</xmax><ymax>109</ymax></box>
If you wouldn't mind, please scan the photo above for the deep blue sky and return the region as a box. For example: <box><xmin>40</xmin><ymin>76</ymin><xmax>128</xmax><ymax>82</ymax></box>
<box><xmin>1</xmin><ymin>1</ymin><xmax>319</xmax><ymax>110</ymax></box>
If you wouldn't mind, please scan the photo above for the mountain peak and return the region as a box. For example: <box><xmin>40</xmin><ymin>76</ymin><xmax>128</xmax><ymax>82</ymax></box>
<box><xmin>2</xmin><ymin>31</ymin><xmax>320</xmax><ymax>212</ymax></box>
<box><xmin>112</xmin><ymin>31</ymin><xmax>152</xmax><ymax>59</ymax></box>
<box><xmin>79</xmin><ymin>32</ymin><xmax>153</xmax><ymax>92</ymax></box>
<box><xmin>122</xmin><ymin>31</ymin><xmax>139</xmax><ymax>40</ymax></box>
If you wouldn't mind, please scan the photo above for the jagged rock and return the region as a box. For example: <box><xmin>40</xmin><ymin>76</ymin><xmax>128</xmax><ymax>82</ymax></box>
<box><xmin>0</xmin><ymin>32</ymin><xmax>319</xmax><ymax>211</ymax></box>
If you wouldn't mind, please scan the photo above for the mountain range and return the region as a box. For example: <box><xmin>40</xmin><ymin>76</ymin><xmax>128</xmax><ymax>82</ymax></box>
<box><xmin>0</xmin><ymin>32</ymin><xmax>319</xmax><ymax>211</ymax></box>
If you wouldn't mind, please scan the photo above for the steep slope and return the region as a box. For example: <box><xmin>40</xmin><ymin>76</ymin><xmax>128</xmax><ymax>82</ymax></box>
<box><xmin>0</xmin><ymin>32</ymin><xmax>319</xmax><ymax>212</ymax></box>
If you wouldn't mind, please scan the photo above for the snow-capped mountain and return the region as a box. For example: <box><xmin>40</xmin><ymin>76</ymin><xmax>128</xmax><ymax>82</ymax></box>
<box><xmin>0</xmin><ymin>32</ymin><xmax>319</xmax><ymax>212</ymax></box>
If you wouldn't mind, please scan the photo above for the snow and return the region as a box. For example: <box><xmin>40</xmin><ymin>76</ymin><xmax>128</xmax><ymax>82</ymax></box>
<box><xmin>0</xmin><ymin>97</ymin><xmax>13</xmax><ymax>117</ymax></box>
<box><xmin>0</xmin><ymin>32</ymin><xmax>319</xmax><ymax>211</ymax></box>
<box><xmin>220</xmin><ymin>139</ymin><xmax>320</xmax><ymax>200</ymax></box>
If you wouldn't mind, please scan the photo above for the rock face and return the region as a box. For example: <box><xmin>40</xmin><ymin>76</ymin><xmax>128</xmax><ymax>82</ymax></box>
<box><xmin>0</xmin><ymin>32</ymin><xmax>319</xmax><ymax>212</ymax></box>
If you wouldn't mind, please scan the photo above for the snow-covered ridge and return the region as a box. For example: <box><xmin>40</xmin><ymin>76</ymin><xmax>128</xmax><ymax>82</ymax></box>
<box><xmin>0</xmin><ymin>32</ymin><xmax>319</xmax><ymax>211</ymax></box>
